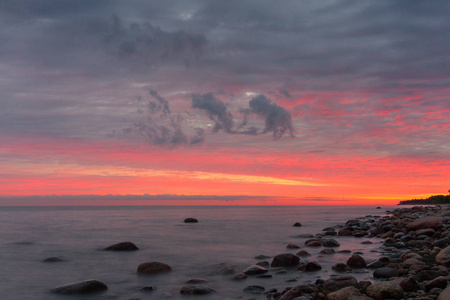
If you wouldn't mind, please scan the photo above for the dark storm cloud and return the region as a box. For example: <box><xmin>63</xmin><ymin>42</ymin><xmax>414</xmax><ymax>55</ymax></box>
<box><xmin>191</xmin><ymin>93</ymin><xmax>234</xmax><ymax>133</ymax></box>
<box><xmin>249</xmin><ymin>95</ymin><xmax>294</xmax><ymax>140</ymax></box>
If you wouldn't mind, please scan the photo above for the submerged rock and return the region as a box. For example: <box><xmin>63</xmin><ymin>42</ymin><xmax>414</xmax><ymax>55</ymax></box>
<box><xmin>51</xmin><ymin>279</ymin><xmax>107</xmax><ymax>295</ymax></box>
<box><xmin>184</xmin><ymin>217</ymin><xmax>198</xmax><ymax>223</ymax></box>
<box><xmin>104</xmin><ymin>241</ymin><xmax>138</xmax><ymax>251</ymax></box>
<box><xmin>243</xmin><ymin>285</ymin><xmax>265</xmax><ymax>294</ymax></box>
<box><xmin>305</xmin><ymin>261</ymin><xmax>322</xmax><ymax>272</ymax></box>
<box><xmin>137</xmin><ymin>262</ymin><xmax>172</xmax><ymax>274</ymax></box>
<box><xmin>180</xmin><ymin>285</ymin><xmax>215</xmax><ymax>295</ymax></box>
<box><xmin>242</xmin><ymin>264</ymin><xmax>268</xmax><ymax>275</ymax></box>
<box><xmin>271</xmin><ymin>253</ymin><xmax>300</xmax><ymax>268</ymax></box>
<box><xmin>293</xmin><ymin>222</ymin><xmax>302</xmax><ymax>227</ymax></box>
<box><xmin>43</xmin><ymin>257</ymin><xmax>65</xmax><ymax>263</ymax></box>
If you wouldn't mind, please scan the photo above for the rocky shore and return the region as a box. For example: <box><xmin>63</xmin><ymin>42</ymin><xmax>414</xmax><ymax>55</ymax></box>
<box><xmin>242</xmin><ymin>205</ymin><xmax>450</xmax><ymax>300</ymax></box>
<box><xmin>48</xmin><ymin>205</ymin><xmax>450</xmax><ymax>299</ymax></box>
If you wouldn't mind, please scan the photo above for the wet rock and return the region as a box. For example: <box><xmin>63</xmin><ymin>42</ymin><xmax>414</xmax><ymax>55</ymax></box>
<box><xmin>366</xmin><ymin>281</ymin><xmax>404</xmax><ymax>300</ymax></box>
<box><xmin>323</xmin><ymin>275</ymin><xmax>358</xmax><ymax>292</ymax></box>
<box><xmin>277</xmin><ymin>284</ymin><xmax>317</xmax><ymax>300</ymax></box>
<box><xmin>140</xmin><ymin>286</ymin><xmax>156</xmax><ymax>292</ymax></box>
<box><xmin>296</xmin><ymin>250</ymin><xmax>311</xmax><ymax>257</ymax></box>
<box><xmin>305</xmin><ymin>261</ymin><xmax>322</xmax><ymax>272</ymax></box>
<box><xmin>399</xmin><ymin>276</ymin><xmax>420</xmax><ymax>292</ymax></box>
<box><xmin>293</xmin><ymin>222</ymin><xmax>302</xmax><ymax>227</ymax></box>
<box><xmin>325</xmin><ymin>286</ymin><xmax>361</xmax><ymax>300</ymax></box>
<box><xmin>184</xmin><ymin>217</ymin><xmax>198</xmax><ymax>223</ymax></box>
<box><xmin>51</xmin><ymin>279</ymin><xmax>108</xmax><ymax>295</ymax></box>
<box><xmin>104</xmin><ymin>241</ymin><xmax>138</xmax><ymax>251</ymax></box>
<box><xmin>271</xmin><ymin>253</ymin><xmax>300</xmax><ymax>268</ymax></box>
<box><xmin>232</xmin><ymin>273</ymin><xmax>247</xmax><ymax>280</ymax></box>
<box><xmin>332</xmin><ymin>263</ymin><xmax>351</xmax><ymax>272</ymax></box>
<box><xmin>415</xmin><ymin>269</ymin><xmax>440</xmax><ymax>282</ymax></box>
<box><xmin>43</xmin><ymin>257</ymin><xmax>65</xmax><ymax>263</ymax></box>
<box><xmin>180</xmin><ymin>285</ymin><xmax>215</xmax><ymax>295</ymax></box>
<box><xmin>320</xmin><ymin>248</ymin><xmax>335</xmax><ymax>255</ymax></box>
<box><xmin>256</xmin><ymin>261</ymin><xmax>269</xmax><ymax>268</ymax></box>
<box><xmin>338</xmin><ymin>229</ymin><xmax>353</xmax><ymax>236</ymax></box>
<box><xmin>243</xmin><ymin>285</ymin><xmax>265</xmax><ymax>294</ymax></box>
<box><xmin>323</xmin><ymin>239</ymin><xmax>340</xmax><ymax>247</ymax></box>
<box><xmin>254</xmin><ymin>254</ymin><xmax>271</xmax><ymax>259</ymax></box>
<box><xmin>366</xmin><ymin>260</ymin><xmax>385</xmax><ymax>269</ymax></box>
<box><xmin>435</xmin><ymin>245</ymin><xmax>450</xmax><ymax>266</ymax></box>
<box><xmin>425</xmin><ymin>276</ymin><xmax>447</xmax><ymax>291</ymax></box>
<box><xmin>218</xmin><ymin>263</ymin><xmax>235</xmax><ymax>274</ymax></box>
<box><xmin>137</xmin><ymin>262</ymin><xmax>172</xmax><ymax>274</ymax></box>
<box><xmin>256</xmin><ymin>274</ymin><xmax>272</xmax><ymax>278</ymax></box>
<box><xmin>242</xmin><ymin>264</ymin><xmax>268</xmax><ymax>275</ymax></box>
<box><xmin>346</xmin><ymin>254</ymin><xmax>367</xmax><ymax>268</ymax></box>
<box><xmin>296</xmin><ymin>234</ymin><xmax>314</xmax><ymax>238</ymax></box>
<box><xmin>286</xmin><ymin>243</ymin><xmax>301</xmax><ymax>249</ymax></box>
<box><xmin>406</xmin><ymin>217</ymin><xmax>443</xmax><ymax>230</ymax></box>
<box><xmin>373</xmin><ymin>267</ymin><xmax>399</xmax><ymax>278</ymax></box>
<box><xmin>438</xmin><ymin>285</ymin><xmax>450</xmax><ymax>300</ymax></box>
<box><xmin>186</xmin><ymin>278</ymin><xmax>208</xmax><ymax>284</ymax></box>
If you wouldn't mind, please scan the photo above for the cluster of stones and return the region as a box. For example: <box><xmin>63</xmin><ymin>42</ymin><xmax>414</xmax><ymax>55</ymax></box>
<box><xmin>236</xmin><ymin>206</ymin><xmax>450</xmax><ymax>300</ymax></box>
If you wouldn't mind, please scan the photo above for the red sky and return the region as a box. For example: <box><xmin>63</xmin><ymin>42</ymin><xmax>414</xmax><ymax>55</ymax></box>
<box><xmin>0</xmin><ymin>1</ymin><xmax>449</xmax><ymax>205</ymax></box>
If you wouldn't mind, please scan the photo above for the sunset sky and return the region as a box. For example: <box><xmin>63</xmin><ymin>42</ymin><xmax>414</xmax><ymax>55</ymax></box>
<box><xmin>0</xmin><ymin>1</ymin><xmax>449</xmax><ymax>206</ymax></box>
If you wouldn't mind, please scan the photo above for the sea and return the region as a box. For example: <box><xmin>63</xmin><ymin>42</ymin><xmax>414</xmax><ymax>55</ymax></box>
<box><xmin>0</xmin><ymin>205</ymin><xmax>402</xmax><ymax>299</ymax></box>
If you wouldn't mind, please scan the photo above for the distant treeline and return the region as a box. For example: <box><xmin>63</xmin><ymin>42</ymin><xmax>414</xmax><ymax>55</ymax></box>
<box><xmin>398</xmin><ymin>194</ymin><xmax>450</xmax><ymax>205</ymax></box>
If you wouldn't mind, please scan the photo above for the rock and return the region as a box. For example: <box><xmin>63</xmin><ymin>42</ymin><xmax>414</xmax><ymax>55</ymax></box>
<box><xmin>346</xmin><ymin>254</ymin><xmax>366</xmax><ymax>268</ymax></box>
<box><xmin>243</xmin><ymin>285</ymin><xmax>265</xmax><ymax>294</ymax></box>
<box><xmin>323</xmin><ymin>239</ymin><xmax>340</xmax><ymax>247</ymax></box>
<box><xmin>271</xmin><ymin>253</ymin><xmax>300</xmax><ymax>268</ymax></box>
<box><xmin>256</xmin><ymin>274</ymin><xmax>272</xmax><ymax>278</ymax></box>
<box><xmin>366</xmin><ymin>281</ymin><xmax>404</xmax><ymax>300</ymax></box>
<box><xmin>218</xmin><ymin>263</ymin><xmax>235</xmax><ymax>274</ymax></box>
<box><xmin>43</xmin><ymin>257</ymin><xmax>65</xmax><ymax>263</ymax></box>
<box><xmin>406</xmin><ymin>217</ymin><xmax>443</xmax><ymax>230</ymax></box>
<box><xmin>254</xmin><ymin>254</ymin><xmax>271</xmax><ymax>259</ymax></box>
<box><xmin>366</xmin><ymin>260</ymin><xmax>385</xmax><ymax>269</ymax></box>
<box><xmin>399</xmin><ymin>276</ymin><xmax>419</xmax><ymax>292</ymax></box>
<box><xmin>296</xmin><ymin>234</ymin><xmax>314</xmax><ymax>238</ymax></box>
<box><xmin>180</xmin><ymin>285</ymin><xmax>215</xmax><ymax>295</ymax></box>
<box><xmin>416</xmin><ymin>228</ymin><xmax>436</xmax><ymax>237</ymax></box>
<box><xmin>323</xmin><ymin>275</ymin><xmax>358</xmax><ymax>292</ymax></box>
<box><xmin>425</xmin><ymin>276</ymin><xmax>447</xmax><ymax>291</ymax></box>
<box><xmin>415</xmin><ymin>269</ymin><xmax>440</xmax><ymax>282</ymax></box>
<box><xmin>137</xmin><ymin>262</ymin><xmax>172</xmax><ymax>274</ymax></box>
<box><xmin>297</xmin><ymin>250</ymin><xmax>311</xmax><ymax>256</ymax></box>
<box><xmin>305</xmin><ymin>261</ymin><xmax>322</xmax><ymax>272</ymax></box>
<box><xmin>277</xmin><ymin>284</ymin><xmax>317</xmax><ymax>300</ymax></box>
<box><xmin>256</xmin><ymin>261</ymin><xmax>269</xmax><ymax>268</ymax></box>
<box><xmin>293</xmin><ymin>222</ymin><xmax>302</xmax><ymax>227</ymax></box>
<box><xmin>433</xmin><ymin>237</ymin><xmax>450</xmax><ymax>248</ymax></box>
<box><xmin>435</xmin><ymin>245</ymin><xmax>450</xmax><ymax>266</ymax></box>
<box><xmin>287</xmin><ymin>243</ymin><xmax>301</xmax><ymax>249</ymax></box>
<box><xmin>51</xmin><ymin>279</ymin><xmax>108</xmax><ymax>295</ymax></box>
<box><xmin>184</xmin><ymin>217</ymin><xmax>198</xmax><ymax>223</ymax></box>
<box><xmin>373</xmin><ymin>267</ymin><xmax>399</xmax><ymax>278</ymax></box>
<box><xmin>232</xmin><ymin>273</ymin><xmax>247</xmax><ymax>280</ymax></box>
<box><xmin>438</xmin><ymin>285</ymin><xmax>450</xmax><ymax>300</ymax></box>
<box><xmin>140</xmin><ymin>286</ymin><xmax>156</xmax><ymax>292</ymax></box>
<box><xmin>186</xmin><ymin>278</ymin><xmax>208</xmax><ymax>284</ymax></box>
<box><xmin>332</xmin><ymin>263</ymin><xmax>351</xmax><ymax>272</ymax></box>
<box><xmin>104</xmin><ymin>241</ymin><xmax>138</xmax><ymax>251</ymax></box>
<box><xmin>325</xmin><ymin>286</ymin><xmax>361</xmax><ymax>300</ymax></box>
<box><xmin>242</xmin><ymin>264</ymin><xmax>268</xmax><ymax>275</ymax></box>
<box><xmin>338</xmin><ymin>229</ymin><xmax>353</xmax><ymax>236</ymax></box>
<box><xmin>320</xmin><ymin>248</ymin><xmax>335</xmax><ymax>255</ymax></box>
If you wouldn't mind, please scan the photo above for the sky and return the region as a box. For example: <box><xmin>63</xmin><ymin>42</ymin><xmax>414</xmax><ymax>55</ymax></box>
<box><xmin>0</xmin><ymin>0</ymin><xmax>449</xmax><ymax>206</ymax></box>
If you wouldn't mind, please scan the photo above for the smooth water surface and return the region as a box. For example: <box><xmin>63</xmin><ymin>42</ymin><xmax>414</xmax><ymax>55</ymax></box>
<box><xmin>0</xmin><ymin>205</ymin><xmax>397</xmax><ymax>299</ymax></box>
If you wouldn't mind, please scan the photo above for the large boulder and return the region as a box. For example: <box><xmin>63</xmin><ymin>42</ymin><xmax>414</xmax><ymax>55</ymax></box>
<box><xmin>137</xmin><ymin>262</ymin><xmax>172</xmax><ymax>274</ymax></box>
<box><xmin>180</xmin><ymin>285</ymin><xmax>215</xmax><ymax>295</ymax></box>
<box><xmin>435</xmin><ymin>245</ymin><xmax>450</xmax><ymax>266</ymax></box>
<box><xmin>366</xmin><ymin>281</ymin><xmax>404</xmax><ymax>300</ymax></box>
<box><xmin>51</xmin><ymin>279</ymin><xmax>107</xmax><ymax>295</ymax></box>
<box><xmin>325</xmin><ymin>286</ymin><xmax>361</xmax><ymax>300</ymax></box>
<box><xmin>323</xmin><ymin>275</ymin><xmax>358</xmax><ymax>292</ymax></box>
<box><xmin>104</xmin><ymin>241</ymin><xmax>138</xmax><ymax>251</ymax></box>
<box><xmin>438</xmin><ymin>285</ymin><xmax>450</xmax><ymax>300</ymax></box>
<box><xmin>406</xmin><ymin>216</ymin><xmax>442</xmax><ymax>230</ymax></box>
<box><xmin>346</xmin><ymin>254</ymin><xmax>366</xmax><ymax>268</ymax></box>
<box><xmin>271</xmin><ymin>253</ymin><xmax>300</xmax><ymax>268</ymax></box>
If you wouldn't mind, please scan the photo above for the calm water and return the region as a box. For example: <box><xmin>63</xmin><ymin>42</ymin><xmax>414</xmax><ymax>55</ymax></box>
<box><xmin>0</xmin><ymin>205</ymin><xmax>398</xmax><ymax>299</ymax></box>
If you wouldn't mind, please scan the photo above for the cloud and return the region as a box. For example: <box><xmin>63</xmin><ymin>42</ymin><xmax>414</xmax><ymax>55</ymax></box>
<box><xmin>249</xmin><ymin>95</ymin><xmax>294</xmax><ymax>139</ymax></box>
<box><xmin>191</xmin><ymin>93</ymin><xmax>234</xmax><ymax>133</ymax></box>
<box><xmin>126</xmin><ymin>90</ymin><xmax>205</xmax><ymax>146</ymax></box>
